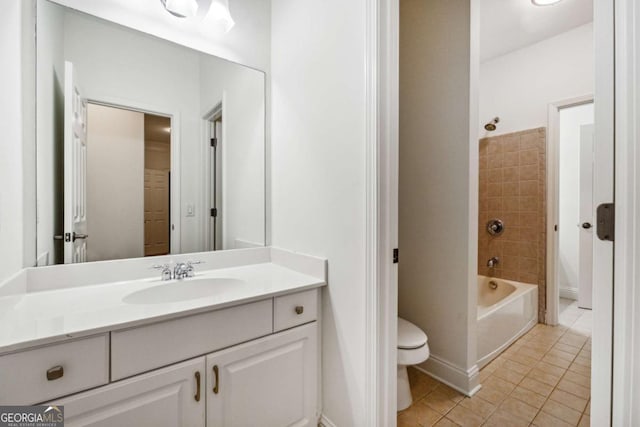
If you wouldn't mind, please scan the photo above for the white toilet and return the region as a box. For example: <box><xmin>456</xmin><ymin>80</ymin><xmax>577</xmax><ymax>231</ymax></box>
<box><xmin>397</xmin><ymin>317</ymin><xmax>430</xmax><ymax>411</ymax></box>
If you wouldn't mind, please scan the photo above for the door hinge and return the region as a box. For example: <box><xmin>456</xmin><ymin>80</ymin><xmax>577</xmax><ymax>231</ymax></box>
<box><xmin>393</xmin><ymin>248</ymin><xmax>399</xmax><ymax>264</ymax></box>
<box><xmin>210</xmin><ymin>208</ymin><xmax>217</xmax><ymax>218</ymax></box>
<box><xmin>210</xmin><ymin>138</ymin><xmax>217</xmax><ymax>148</ymax></box>
<box><xmin>596</xmin><ymin>203</ymin><xmax>614</xmax><ymax>241</ymax></box>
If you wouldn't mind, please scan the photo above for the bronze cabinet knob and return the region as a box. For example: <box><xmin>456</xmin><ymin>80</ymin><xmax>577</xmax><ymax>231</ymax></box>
<box><xmin>295</xmin><ymin>306</ymin><xmax>304</xmax><ymax>315</ymax></box>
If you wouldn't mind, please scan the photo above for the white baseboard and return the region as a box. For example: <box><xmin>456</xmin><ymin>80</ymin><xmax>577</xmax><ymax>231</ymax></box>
<box><xmin>416</xmin><ymin>354</ymin><xmax>480</xmax><ymax>396</ymax></box>
<box><xmin>319</xmin><ymin>414</ymin><xmax>337</xmax><ymax>427</ymax></box>
<box><xmin>560</xmin><ymin>287</ymin><xmax>579</xmax><ymax>300</ymax></box>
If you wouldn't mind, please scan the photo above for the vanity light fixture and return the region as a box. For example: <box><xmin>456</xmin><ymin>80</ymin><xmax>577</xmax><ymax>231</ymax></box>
<box><xmin>206</xmin><ymin>0</ymin><xmax>235</xmax><ymax>33</ymax></box>
<box><xmin>161</xmin><ymin>0</ymin><xmax>199</xmax><ymax>18</ymax></box>
<box><xmin>531</xmin><ymin>0</ymin><xmax>562</xmax><ymax>5</ymax></box>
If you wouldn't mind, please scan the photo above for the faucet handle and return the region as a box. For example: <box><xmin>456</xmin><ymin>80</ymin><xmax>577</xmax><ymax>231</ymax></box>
<box><xmin>151</xmin><ymin>263</ymin><xmax>173</xmax><ymax>281</ymax></box>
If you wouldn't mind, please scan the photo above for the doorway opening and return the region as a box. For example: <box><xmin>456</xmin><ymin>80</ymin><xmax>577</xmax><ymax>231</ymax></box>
<box><xmin>555</xmin><ymin>100</ymin><xmax>595</xmax><ymax>314</ymax></box>
<box><xmin>85</xmin><ymin>103</ymin><xmax>172</xmax><ymax>261</ymax></box>
<box><xmin>205</xmin><ymin>105</ymin><xmax>223</xmax><ymax>251</ymax></box>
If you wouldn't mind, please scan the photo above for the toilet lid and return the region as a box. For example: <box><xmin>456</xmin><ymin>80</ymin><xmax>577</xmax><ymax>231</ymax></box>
<box><xmin>398</xmin><ymin>318</ymin><xmax>428</xmax><ymax>350</ymax></box>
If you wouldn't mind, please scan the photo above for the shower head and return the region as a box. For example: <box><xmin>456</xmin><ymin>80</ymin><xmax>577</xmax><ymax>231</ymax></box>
<box><xmin>484</xmin><ymin>117</ymin><xmax>500</xmax><ymax>131</ymax></box>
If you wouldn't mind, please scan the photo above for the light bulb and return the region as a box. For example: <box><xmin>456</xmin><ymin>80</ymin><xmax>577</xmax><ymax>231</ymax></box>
<box><xmin>161</xmin><ymin>0</ymin><xmax>198</xmax><ymax>18</ymax></box>
<box><xmin>206</xmin><ymin>0</ymin><xmax>235</xmax><ymax>33</ymax></box>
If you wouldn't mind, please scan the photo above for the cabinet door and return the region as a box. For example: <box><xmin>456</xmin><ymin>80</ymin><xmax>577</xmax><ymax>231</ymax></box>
<box><xmin>206</xmin><ymin>323</ymin><xmax>317</xmax><ymax>427</ymax></box>
<box><xmin>49</xmin><ymin>357</ymin><xmax>206</xmax><ymax>427</ymax></box>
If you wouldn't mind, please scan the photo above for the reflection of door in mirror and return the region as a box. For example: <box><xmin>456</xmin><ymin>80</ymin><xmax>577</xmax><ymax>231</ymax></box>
<box><xmin>84</xmin><ymin>103</ymin><xmax>171</xmax><ymax>262</ymax></box>
<box><xmin>144</xmin><ymin>115</ymin><xmax>172</xmax><ymax>257</ymax></box>
<box><xmin>62</xmin><ymin>61</ymin><xmax>88</xmax><ymax>264</ymax></box>
<box><xmin>208</xmin><ymin>108</ymin><xmax>224</xmax><ymax>251</ymax></box>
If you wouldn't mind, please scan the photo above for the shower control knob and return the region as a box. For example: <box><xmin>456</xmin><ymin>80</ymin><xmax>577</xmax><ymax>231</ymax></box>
<box><xmin>582</xmin><ymin>222</ymin><xmax>592</xmax><ymax>229</ymax></box>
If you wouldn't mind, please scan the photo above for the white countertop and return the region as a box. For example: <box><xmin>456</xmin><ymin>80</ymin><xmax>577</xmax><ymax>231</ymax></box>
<box><xmin>0</xmin><ymin>262</ymin><xmax>325</xmax><ymax>354</ymax></box>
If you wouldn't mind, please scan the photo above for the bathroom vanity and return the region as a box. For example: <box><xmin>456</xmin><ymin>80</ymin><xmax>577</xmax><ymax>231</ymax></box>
<box><xmin>0</xmin><ymin>248</ymin><xmax>325</xmax><ymax>426</ymax></box>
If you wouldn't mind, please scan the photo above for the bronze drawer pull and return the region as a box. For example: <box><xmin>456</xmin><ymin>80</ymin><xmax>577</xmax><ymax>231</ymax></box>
<box><xmin>212</xmin><ymin>365</ymin><xmax>219</xmax><ymax>394</ymax></box>
<box><xmin>46</xmin><ymin>366</ymin><xmax>64</xmax><ymax>381</ymax></box>
<box><xmin>194</xmin><ymin>371</ymin><xmax>201</xmax><ymax>402</ymax></box>
<box><xmin>295</xmin><ymin>306</ymin><xmax>304</xmax><ymax>315</ymax></box>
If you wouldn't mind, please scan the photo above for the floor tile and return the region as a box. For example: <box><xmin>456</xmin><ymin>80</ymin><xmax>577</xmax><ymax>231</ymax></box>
<box><xmin>541</xmin><ymin>399</ymin><xmax>583</xmax><ymax>425</ymax></box>
<box><xmin>397</xmin><ymin>298</ymin><xmax>592</xmax><ymax>427</ymax></box>
<box><xmin>533</xmin><ymin>410</ymin><xmax>574</xmax><ymax>427</ymax></box>
<box><xmin>458</xmin><ymin>396</ymin><xmax>496</xmax><ymax>419</ymax></box>
<box><xmin>445</xmin><ymin>404</ymin><xmax>483</xmax><ymax>427</ymax></box>
<box><xmin>549</xmin><ymin>388</ymin><xmax>588</xmax><ymax>412</ymax></box>
<box><xmin>483</xmin><ymin>409</ymin><xmax>530</xmax><ymax>427</ymax></box>
<box><xmin>397</xmin><ymin>401</ymin><xmax>443</xmax><ymax>427</ymax></box>
<box><xmin>520</xmin><ymin>376</ymin><xmax>554</xmax><ymax>397</ymax></box>
<box><xmin>421</xmin><ymin>389</ymin><xmax>457</xmax><ymax>415</ymax></box>
<box><xmin>499</xmin><ymin>396</ymin><xmax>539</xmax><ymax>422</ymax></box>
<box><xmin>510</xmin><ymin>385</ymin><xmax>547</xmax><ymax>409</ymax></box>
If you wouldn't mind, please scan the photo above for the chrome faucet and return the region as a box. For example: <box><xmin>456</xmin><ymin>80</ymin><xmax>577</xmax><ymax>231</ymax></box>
<box><xmin>152</xmin><ymin>264</ymin><xmax>173</xmax><ymax>281</ymax></box>
<box><xmin>487</xmin><ymin>257</ymin><xmax>500</xmax><ymax>268</ymax></box>
<box><xmin>174</xmin><ymin>262</ymin><xmax>192</xmax><ymax>280</ymax></box>
<box><xmin>152</xmin><ymin>261</ymin><xmax>203</xmax><ymax>281</ymax></box>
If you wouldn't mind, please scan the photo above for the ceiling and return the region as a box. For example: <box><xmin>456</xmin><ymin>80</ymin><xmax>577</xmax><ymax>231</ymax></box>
<box><xmin>480</xmin><ymin>0</ymin><xmax>593</xmax><ymax>62</ymax></box>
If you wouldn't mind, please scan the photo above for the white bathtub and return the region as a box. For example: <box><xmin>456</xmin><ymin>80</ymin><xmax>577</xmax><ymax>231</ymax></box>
<box><xmin>477</xmin><ymin>276</ymin><xmax>538</xmax><ymax>368</ymax></box>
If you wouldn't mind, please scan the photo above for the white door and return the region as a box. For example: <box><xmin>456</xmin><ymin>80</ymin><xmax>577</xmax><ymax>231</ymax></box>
<box><xmin>49</xmin><ymin>357</ymin><xmax>205</xmax><ymax>427</ymax></box>
<box><xmin>206</xmin><ymin>323</ymin><xmax>318</xmax><ymax>427</ymax></box>
<box><xmin>63</xmin><ymin>61</ymin><xmax>88</xmax><ymax>263</ymax></box>
<box><xmin>144</xmin><ymin>169</ymin><xmax>170</xmax><ymax>256</ymax></box>
<box><xmin>578</xmin><ymin>124</ymin><xmax>594</xmax><ymax>309</ymax></box>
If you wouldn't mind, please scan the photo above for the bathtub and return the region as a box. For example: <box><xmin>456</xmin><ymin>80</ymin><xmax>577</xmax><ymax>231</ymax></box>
<box><xmin>477</xmin><ymin>276</ymin><xmax>538</xmax><ymax>368</ymax></box>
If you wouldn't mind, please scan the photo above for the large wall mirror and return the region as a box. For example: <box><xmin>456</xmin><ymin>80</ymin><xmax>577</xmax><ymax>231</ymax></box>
<box><xmin>36</xmin><ymin>0</ymin><xmax>266</xmax><ymax>265</ymax></box>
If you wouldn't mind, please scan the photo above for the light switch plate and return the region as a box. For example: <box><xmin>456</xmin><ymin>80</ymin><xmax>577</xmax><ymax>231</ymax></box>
<box><xmin>186</xmin><ymin>204</ymin><xmax>195</xmax><ymax>217</ymax></box>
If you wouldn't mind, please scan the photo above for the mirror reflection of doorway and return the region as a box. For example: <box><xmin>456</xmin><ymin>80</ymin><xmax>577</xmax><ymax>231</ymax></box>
<box><xmin>143</xmin><ymin>114</ymin><xmax>171</xmax><ymax>257</ymax></box>
<box><xmin>85</xmin><ymin>103</ymin><xmax>171</xmax><ymax>261</ymax></box>
<box><xmin>208</xmin><ymin>107</ymin><xmax>223</xmax><ymax>251</ymax></box>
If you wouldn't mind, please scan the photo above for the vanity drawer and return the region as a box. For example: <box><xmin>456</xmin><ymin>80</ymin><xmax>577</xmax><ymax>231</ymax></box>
<box><xmin>111</xmin><ymin>299</ymin><xmax>273</xmax><ymax>380</ymax></box>
<box><xmin>0</xmin><ymin>334</ymin><xmax>109</xmax><ymax>405</ymax></box>
<box><xmin>274</xmin><ymin>289</ymin><xmax>318</xmax><ymax>332</ymax></box>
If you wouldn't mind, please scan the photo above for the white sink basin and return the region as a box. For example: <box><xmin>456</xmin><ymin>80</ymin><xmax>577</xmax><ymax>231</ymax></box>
<box><xmin>123</xmin><ymin>278</ymin><xmax>245</xmax><ymax>304</ymax></box>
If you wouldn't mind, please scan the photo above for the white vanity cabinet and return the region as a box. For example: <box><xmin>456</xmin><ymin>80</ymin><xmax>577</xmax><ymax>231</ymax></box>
<box><xmin>51</xmin><ymin>357</ymin><xmax>206</xmax><ymax>427</ymax></box>
<box><xmin>29</xmin><ymin>288</ymin><xmax>321</xmax><ymax>427</ymax></box>
<box><xmin>206</xmin><ymin>323</ymin><xmax>317</xmax><ymax>427</ymax></box>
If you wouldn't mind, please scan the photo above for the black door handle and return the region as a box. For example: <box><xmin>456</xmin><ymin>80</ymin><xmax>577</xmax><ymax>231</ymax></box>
<box><xmin>582</xmin><ymin>222</ymin><xmax>592</xmax><ymax>229</ymax></box>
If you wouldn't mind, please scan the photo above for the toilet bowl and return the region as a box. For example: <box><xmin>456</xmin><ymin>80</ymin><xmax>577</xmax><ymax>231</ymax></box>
<box><xmin>397</xmin><ymin>317</ymin><xmax>430</xmax><ymax>411</ymax></box>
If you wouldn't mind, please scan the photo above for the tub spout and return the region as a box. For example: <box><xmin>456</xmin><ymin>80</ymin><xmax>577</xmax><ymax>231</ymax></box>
<box><xmin>487</xmin><ymin>257</ymin><xmax>500</xmax><ymax>268</ymax></box>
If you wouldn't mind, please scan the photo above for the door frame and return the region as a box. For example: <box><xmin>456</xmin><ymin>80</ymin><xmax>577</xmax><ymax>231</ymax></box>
<box><xmin>371</xmin><ymin>0</ymin><xmax>619</xmax><ymax>425</ymax></box>
<box><xmin>545</xmin><ymin>95</ymin><xmax>594</xmax><ymax>326</ymax></box>
<box><xmin>201</xmin><ymin>100</ymin><xmax>224</xmax><ymax>252</ymax></box>
<box><xmin>85</xmin><ymin>96</ymin><xmax>181</xmax><ymax>255</ymax></box>
<box><xmin>610</xmin><ymin>0</ymin><xmax>640</xmax><ymax>423</ymax></box>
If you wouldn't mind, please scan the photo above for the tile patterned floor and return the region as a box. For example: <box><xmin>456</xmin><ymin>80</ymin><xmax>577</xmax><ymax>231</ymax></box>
<box><xmin>397</xmin><ymin>299</ymin><xmax>592</xmax><ymax>426</ymax></box>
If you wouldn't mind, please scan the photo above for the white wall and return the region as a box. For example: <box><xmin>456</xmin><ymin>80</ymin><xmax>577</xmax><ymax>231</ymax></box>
<box><xmin>558</xmin><ymin>103</ymin><xmax>594</xmax><ymax>295</ymax></box>
<box><xmin>199</xmin><ymin>56</ymin><xmax>265</xmax><ymax>249</ymax></box>
<box><xmin>479</xmin><ymin>23</ymin><xmax>594</xmax><ymax>137</ymax></box>
<box><xmin>0</xmin><ymin>0</ymin><xmax>26</xmax><ymax>281</ymax></box>
<box><xmin>86</xmin><ymin>104</ymin><xmax>145</xmax><ymax>261</ymax></box>
<box><xmin>399</xmin><ymin>0</ymin><xmax>479</xmax><ymax>393</ymax></box>
<box><xmin>270</xmin><ymin>0</ymin><xmax>368</xmax><ymax>424</ymax></box>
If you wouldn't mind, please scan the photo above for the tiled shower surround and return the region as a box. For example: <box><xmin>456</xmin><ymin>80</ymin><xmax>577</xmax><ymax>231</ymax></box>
<box><xmin>478</xmin><ymin>128</ymin><xmax>547</xmax><ymax>321</ymax></box>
